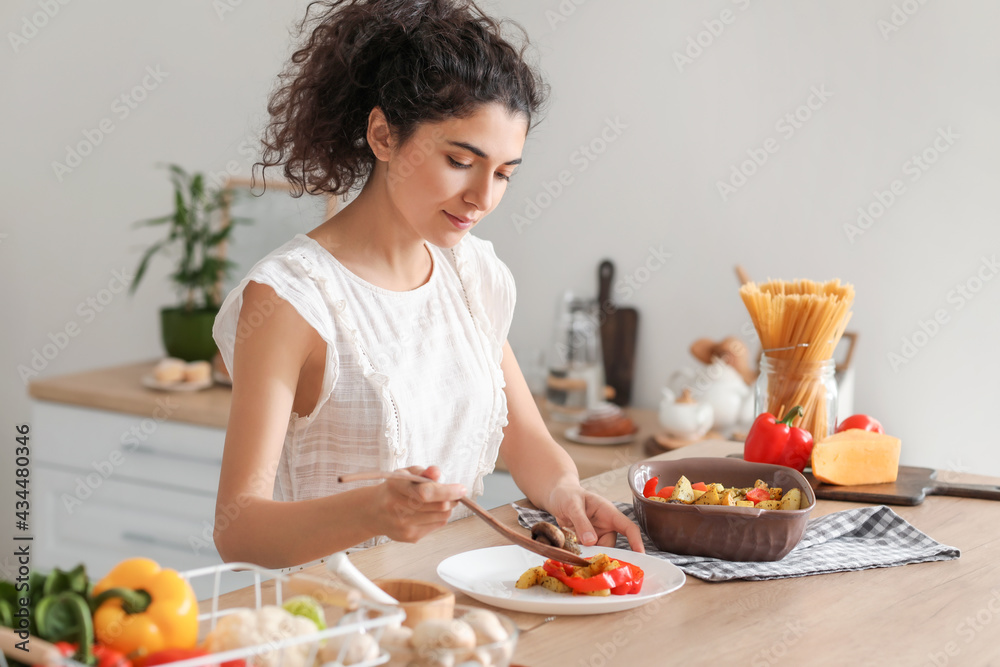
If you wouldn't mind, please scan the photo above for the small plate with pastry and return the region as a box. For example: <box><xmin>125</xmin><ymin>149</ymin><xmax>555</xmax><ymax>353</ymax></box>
<box><xmin>142</xmin><ymin>358</ymin><xmax>214</xmax><ymax>392</ymax></box>
<box><xmin>564</xmin><ymin>403</ymin><xmax>639</xmax><ymax>445</ymax></box>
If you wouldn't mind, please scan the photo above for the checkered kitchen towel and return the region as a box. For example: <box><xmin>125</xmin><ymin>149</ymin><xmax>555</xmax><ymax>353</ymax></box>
<box><xmin>514</xmin><ymin>503</ymin><xmax>960</xmax><ymax>582</ymax></box>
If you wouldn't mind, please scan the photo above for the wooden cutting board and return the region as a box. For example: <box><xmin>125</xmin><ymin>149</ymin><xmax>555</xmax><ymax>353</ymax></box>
<box><xmin>726</xmin><ymin>453</ymin><xmax>1000</xmax><ymax>505</ymax></box>
<box><xmin>598</xmin><ymin>260</ymin><xmax>639</xmax><ymax>406</ymax></box>
<box><xmin>805</xmin><ymin>466</ymin><xmax>1000</xmax><ymax>506</ymax></box>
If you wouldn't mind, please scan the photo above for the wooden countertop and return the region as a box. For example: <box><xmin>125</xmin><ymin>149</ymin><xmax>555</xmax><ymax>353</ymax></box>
<box><xmin>215</xmin><ymin>440</ymin><xmax>1000</xmax><ymax>664</ymax></box>
<box><xmin>28</xmin><ymin>360</ymin><xmax>680</xmax><ymax>479</ymax></box>
<box><xmin>28</xmin><ymin>360</ymin><xmax>233</xmax><ymax>428</ymax></box>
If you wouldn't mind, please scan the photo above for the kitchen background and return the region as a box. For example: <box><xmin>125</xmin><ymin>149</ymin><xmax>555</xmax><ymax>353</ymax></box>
<box><xmin>2</xmin><ymin>0</ymin><xmax>998</xmax><ymax>560</ymax></box>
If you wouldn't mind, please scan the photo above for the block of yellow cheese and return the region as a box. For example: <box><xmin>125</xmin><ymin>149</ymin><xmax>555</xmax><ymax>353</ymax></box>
<box><xmin>811</xmin><ymin>429</ymin><xmax>901</xmax><ymax>485</ymax></box>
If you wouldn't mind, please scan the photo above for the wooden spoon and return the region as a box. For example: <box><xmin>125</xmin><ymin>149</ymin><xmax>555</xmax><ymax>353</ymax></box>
<box><xmin>338</xmin><ymin>470</ymin><xmax>591</xmax><ymax>566</ymax></box>
<box><xmin>0</xmin><ymin>627</ymin><xmax>64</xmax><ymax>665</ymax></box>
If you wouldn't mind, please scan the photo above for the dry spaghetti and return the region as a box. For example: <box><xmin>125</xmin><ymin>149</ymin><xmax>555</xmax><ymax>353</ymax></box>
<box><xmin>740</xmin><ymin>279</ymin><xmax>855</xmax><ymax>440</ymax></box>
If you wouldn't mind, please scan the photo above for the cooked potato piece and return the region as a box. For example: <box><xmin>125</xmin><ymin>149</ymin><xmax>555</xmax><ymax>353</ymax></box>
<box><xmin>757</xmin><ymin>500</ymin><xmax>782</xmax><ymax>510</ymax></box>
<box><xmin>539</xmin><ymin>576</ymin><xmax>572</xmax><ymax>594</ymax></box>
<box><xmin>780</xmin><ymin>488</ymin><xmax>802</xmax><ymax>510</ymax></box>
<box><xmin>694</xmin><ymin>488</ymin><xmax>720</xmax><ymax>505</ymax></box>
<box><xmin>720</xmin><ymin>491</ymin><xmax>736</xmax><ymax>506</ymax></box>
<box><xmin>670</xmin><ymin>475</ymin><xmax>695</xmax><ymax>503</ymax></box>
<box><xmin>648</xmin><ymin>496</ymin><xmax>669</xmax><ymax>503</ymax></box>
<box><xmin>769</xmin><ymin>488</ymin><xmax>783</xmax><ymax>500</ymax></box>
<box><xmin>692</xmin><ymin>489</ymin><xmax>706</xmax><ymax>501</ymax></box>
<box><xmin>515</xmin><ymin>566</ymin><xmax>545</xmax><ymax>589</ymax></box>
<box><xmin>735</xmin><ymin>500</ymin><xmax>755</xmax><ymax>507</ymax></box>
<box><xmin>707</xmin><ymin>483</ymin><xmax>725</xmax><ymax>493</ymax></box>
<box><xmin>584</xmin><ymin>588</ymin><xmax>611</xmax><ymax>597</ymax></box>
<box><xmin>754</xmin><ymin>479</ymin><xmax>769</xmax><ymax>490</ymax></box>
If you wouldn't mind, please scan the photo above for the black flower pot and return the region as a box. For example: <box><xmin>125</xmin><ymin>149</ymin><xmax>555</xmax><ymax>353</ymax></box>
<box><xmin>160</xmin><ymin>306</ymin><xmax>219</xmax><ymax>361</ymax></box>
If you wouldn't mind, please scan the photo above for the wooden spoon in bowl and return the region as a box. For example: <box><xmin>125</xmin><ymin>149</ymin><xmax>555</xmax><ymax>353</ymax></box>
<box><xmin>338</xmin><ymin>469</ymin><xmax>591</xmax><ymax>566</ymax></box>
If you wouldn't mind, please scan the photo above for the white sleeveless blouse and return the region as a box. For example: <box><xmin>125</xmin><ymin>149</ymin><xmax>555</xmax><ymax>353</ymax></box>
<box><xmin>213</xmin><ymin>233</ymin><xmax>514</xmax><ymax>549</ymax></box>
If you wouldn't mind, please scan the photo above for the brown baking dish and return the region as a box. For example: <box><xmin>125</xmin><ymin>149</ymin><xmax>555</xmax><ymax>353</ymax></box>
<box><xmin>628</xmin><ymin>457</ymin><xmax>816</xmax><ymax>561</ymax></box>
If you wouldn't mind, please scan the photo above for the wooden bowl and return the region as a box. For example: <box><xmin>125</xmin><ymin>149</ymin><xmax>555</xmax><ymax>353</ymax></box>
<box><xmin>374</xmin><ymin>579</ymin><xmax>455</xmax><ymax>628</ymax></box>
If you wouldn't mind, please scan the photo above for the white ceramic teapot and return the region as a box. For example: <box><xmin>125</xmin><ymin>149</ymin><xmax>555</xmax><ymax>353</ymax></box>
<box><xmin>667</xmin><ymin>358</ymin><xmax>754</xmax><ymax>432</ymax></box>
<box><xmin>658</xmin><ymin>387</ymin><xmax>714</xmax><ymax>440</ymax></box>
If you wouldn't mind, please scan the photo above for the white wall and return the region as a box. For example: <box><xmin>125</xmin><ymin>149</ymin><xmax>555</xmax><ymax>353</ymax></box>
<box><xmin>2</xmin><ymin>0</ymin><xmax>998</xmax><ymax>559</ymax></box>
<box><xmin>484</xmin><ymin>0</ymin><xmax>1000</xmax><ymax>477</ymax></box>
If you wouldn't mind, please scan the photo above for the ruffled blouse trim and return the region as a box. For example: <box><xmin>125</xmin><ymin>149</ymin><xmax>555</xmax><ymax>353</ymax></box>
<box><xmin>285</xmin><ymin>243</ymin><xmax>406</xmax><ymax>465</ymax></box>
<box><xmin>449</xmin><ymin>240</ymin><xmax>509</xmax><ymax>498</ymax></box>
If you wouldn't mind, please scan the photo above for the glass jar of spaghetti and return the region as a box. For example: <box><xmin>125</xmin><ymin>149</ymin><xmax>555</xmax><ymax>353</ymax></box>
<box><xmin>753</xmin><ymin>354</ymin><xmax>838</xmax><ymax>442</ymax></box>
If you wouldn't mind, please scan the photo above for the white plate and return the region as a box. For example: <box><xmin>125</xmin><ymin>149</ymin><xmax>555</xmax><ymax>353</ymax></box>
<box><xmin>436</xmin><ymin>545</ymin><xmax>685</xmax><ymax>615</ymax></box>
<box><xmin>564</xmin><ymin>426</ymin><xmax>639</xmax><ymax>446</ymax></box>
<box><xmin>141</xmin><ymin>374</ymin><xmax>213</xmax><ymax>392</ymax></box>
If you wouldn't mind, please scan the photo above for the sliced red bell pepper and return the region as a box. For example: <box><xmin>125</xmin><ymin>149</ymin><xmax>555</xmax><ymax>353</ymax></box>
<box><xmin>542</xmin><ymin>558</ymin><xmax>644</xmax><ymax>595</ymax></box>
<box><xmin>642</xmin><ymin>476</ymin><xmax>659</xmax><ymax>498</ymax></box>
<box><xmin>691</xmin><ymin>482</ymin><xmax>708</xmax><ymax>492</ymax></box>
<box><xmin>745</xmin><ymin>487</ymin><xmax>771</xmax><ymax>504</ymax></box>
<box><xmin>655</xmin><ymin>486</ymin><xmax>675</xmax><ymax>499</ymax></box>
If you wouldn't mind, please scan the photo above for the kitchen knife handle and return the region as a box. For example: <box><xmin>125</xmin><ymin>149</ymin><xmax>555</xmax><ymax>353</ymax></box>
<box><xmin>598</xmin><ymin>260</ymin><xmax>614</xmax><ymax>307</ymax></box>
<box><xmin>931</xmin><ymin>482</ymin><xmax>1000</xmax><ymax>501</ymax></box>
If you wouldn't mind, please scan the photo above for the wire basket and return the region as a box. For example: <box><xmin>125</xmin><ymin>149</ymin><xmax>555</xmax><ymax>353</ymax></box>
<box><xmin>58</xmin><ymin>562</ymin><xmax>404</xmax><ymax>667</ymax></box>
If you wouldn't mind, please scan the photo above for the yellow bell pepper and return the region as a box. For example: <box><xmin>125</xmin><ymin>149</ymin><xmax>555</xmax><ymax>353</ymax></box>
<box><xmin>90</xmin><ymin>558</ymin><xmax>199</xmax><ymax>658</ymax></box>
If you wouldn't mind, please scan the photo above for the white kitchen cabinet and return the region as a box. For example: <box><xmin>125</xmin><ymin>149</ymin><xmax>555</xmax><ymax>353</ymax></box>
<box><xmin>32</xmin><ymin>401</ymin><xmax>228</xmax><ymax>597</ymax></box>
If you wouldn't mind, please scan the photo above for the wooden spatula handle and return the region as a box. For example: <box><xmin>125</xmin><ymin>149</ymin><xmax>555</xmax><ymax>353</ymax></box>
<box><xmin>932</xmin><ymin>482</ymin><xmax>1000</xmax><ymax>501</ymax></box>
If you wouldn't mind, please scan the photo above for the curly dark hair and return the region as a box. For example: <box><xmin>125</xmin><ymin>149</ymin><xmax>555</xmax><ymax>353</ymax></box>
<box><xmin>253</xmin><ymin>0</ymin><xmax>548</xmax><ymax>198</ymax></box>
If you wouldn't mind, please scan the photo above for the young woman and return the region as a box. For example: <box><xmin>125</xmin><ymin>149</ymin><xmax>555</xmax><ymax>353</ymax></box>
<box><xmin>212</xmin><ymin>0</ymin><xmax>643</xmax><ymax>569</ymax></box>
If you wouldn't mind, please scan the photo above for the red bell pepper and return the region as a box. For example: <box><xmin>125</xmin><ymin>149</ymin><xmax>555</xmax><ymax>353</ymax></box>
<box><xmin>542</xmin><ymin>558</ymin><xmax>644</xmax><ymax>596</ymax></box>
<box><xmin>743</xmin><ymin>406</ymin><xmax>814</xmax><ymax>473</ymax></box>
<box><xmin>136</xmin><ymin>648</ymin><xmax>246</xmax><ymax>667</ymax></box>
<box><xmin>53</xmin><ymin>642</ymin><xmax>130</xmax><ymax>667</ymax></box>
<box><xmin>642</xmin><ymin>476</ymin><xmax>659</xmax><ymax>498</ymax></box>
<box><xmin>836</xmin><ymin>414</ymin><xmax>884</xmax><ymax>434</ymax></box>
<box><xmin>691</xmin><ymin>482</ymin><xmax>708</xmax><ymax>492</ymax></box>
<box><xmin>745</xmin><ymin>487</ymin><xmax>771</xmax><ymax>504</ymax></box>
<box><xmin>655</xmin><ymin>486</ymin><xmax>675</xmax><ymax>499</ymax></box>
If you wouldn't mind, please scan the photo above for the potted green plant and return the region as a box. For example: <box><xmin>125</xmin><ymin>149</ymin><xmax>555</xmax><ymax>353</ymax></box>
<box><xmin>130</xmin><ymin>164</ymin><xmax>250</xmax><ymax>361</ymax></box>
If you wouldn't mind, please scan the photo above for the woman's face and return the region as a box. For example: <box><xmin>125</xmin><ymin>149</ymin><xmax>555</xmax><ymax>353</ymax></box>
<box><xmin>383</xmin><ymin>103</ymin><xmax>528</xmax><ymax>248</ymax></box>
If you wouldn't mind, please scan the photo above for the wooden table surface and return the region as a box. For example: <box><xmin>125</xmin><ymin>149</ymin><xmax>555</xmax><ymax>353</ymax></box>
<box><xmin>215</xmin><ymin>440</ymin><xmax>1000</xmax><ymax>665</ymax></box>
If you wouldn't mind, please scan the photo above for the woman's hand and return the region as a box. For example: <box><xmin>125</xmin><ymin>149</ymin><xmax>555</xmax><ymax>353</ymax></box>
<box><xmin>370</xmin><ymin>466</ymin><xmax>467</xmax><ymax>543</ymax></box>
<box><xmin>546</xmin><ymin>482</ymin><xmax>646</xmax><ymax>553</ymax></box>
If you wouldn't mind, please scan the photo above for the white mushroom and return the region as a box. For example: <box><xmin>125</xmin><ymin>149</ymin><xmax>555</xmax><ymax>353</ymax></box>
<box><xmin>318</xmin><ymin>631</ymin><xmax>380</xmax><ymax>666</ymax></box>
<box><xmin>411</xmin><ymin>619</ymin><xmax>476</xmax><ymax>652</ymax></box>
<box><xmin>459</xmin><ymin>610</ymin><xmax>508</xmax><ymax>646</ymax></box>
<box><xmin>379</xmin><ymin>624</ymin><xmax>413</xmax><ymax>650</ymax></box>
